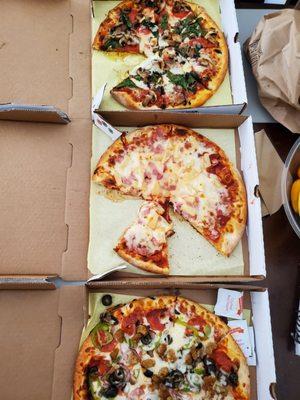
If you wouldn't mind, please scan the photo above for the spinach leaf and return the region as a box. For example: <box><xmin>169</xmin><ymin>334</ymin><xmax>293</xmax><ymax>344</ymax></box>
<box><xmin>148</xmin><ymin>71</ymin><xmax>162</xmax><ymax>85</ymax></box>
<box><xmin>167</xmin><ymin>71</ymin><xmax>200</xmax><ymax>93</ymax></box>
<box><xmin>142</xmin><ymin>19</ymin><xmax>159</xmax><ymax>38</ymax></box>
<box><xmin>132</xmin><ymin>74</ymin><xmax>143</xmax><ymax>81</ymax></box>
<box><xmin>160</xmin><ymin>14</ymin><xmax>168</xmax><ymax>31</ymax></box>
<box><xmin>175</xmin><ymin>17</ymin><xmax>206</xmax><ymax>40</ymax></box>
<box><xmin>121</xmin><ymin>10</ymin><xmax>131</xmax><ymax>29</ymax></box>
<box><xmin>102</xmin><ymin>38</ymin><xmax>120</xmax><ymax>50</ymax></box>
<box><xmin>115</xmin><ymin>77</ymin><xmax>137</xmax><ymax>89</ymax></box>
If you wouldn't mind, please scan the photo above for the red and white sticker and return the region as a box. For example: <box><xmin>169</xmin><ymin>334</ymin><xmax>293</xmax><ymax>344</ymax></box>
<box><xmin>228</xmin><ymin>319</ymin><xmax>252</xmax><ymax>358</ymax></box>
<box><xmin>214</xmin><ymin>288</ymin><xmax>244</xmax><ymax>320</ymax></box>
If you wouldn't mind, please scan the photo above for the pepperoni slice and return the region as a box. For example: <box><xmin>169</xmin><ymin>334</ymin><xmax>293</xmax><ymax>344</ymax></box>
<box><xmin>122</xmin><ymin>44</ymin><xmax>139</xmax><ymax>53</ymax></box>
<box><xmin>212</xmin><ymin>349</ymin><xmax>235</xmax><ymax>372</ymax></box>
<box><xmin>129</xmin><ymin>8</ymin><xmax>137</xmax><ymax>24</ymax></box>
<box><xmin>121</xmin><ymin>309</ymin><xmax>143</xmax><ymax>336</ymax></box>
<box><xmin>146</xmin><ymin>309</ymin><xmax>166</xmax><ymax>331</ymax></box>
<box><xmin>173</xmin><ymin>10</ymin><xmax>190</xmax><ymax>19</ymax></box>
<box><xmin>189</xmin><ymin>37</ymin><xmax>215</xmax><ymax>48</ymax></box>
<box><xmin>89</xmin><ymin>356</ymin><xmax>110</xmax><ymax>376</ymax></box>
<box><xmin>187</xmin><ymin>316</ymin><xmax>206</xmax><ymax>330</ymax></box>
<box><xmin>137</xmin><ymin>26</ymin><xmax>151</xmax><ymax>35</ymax></box>
<box><xmin>101</xmin><ymin>338</ymin><xmax>117</xmax><ymax>353</ymax></box>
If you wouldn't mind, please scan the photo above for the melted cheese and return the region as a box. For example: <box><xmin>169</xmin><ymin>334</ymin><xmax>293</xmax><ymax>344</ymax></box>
<box><xmin>106</xmin><ymin>133</ymin><xmax>232</xmax><ymax>240</ymax></box>
<box><xmin>124</xmin><ymin>202</ymin><xmax>172</xmax><ymax>255</ymax></box>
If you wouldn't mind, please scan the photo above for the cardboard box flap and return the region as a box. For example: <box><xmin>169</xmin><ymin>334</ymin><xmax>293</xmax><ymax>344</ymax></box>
<box><xmin>0</xmin><ymin>289</ymin><xmax>61</xmax><ymax>400</ymax></box>
<box><xmin>0</xmin><ymin>0</ymin><xmax>71</xmax><ymax>113</ymax></box>
<box><xmin>0</xmin><ymin>275</ymin><xmax>56</xmax><ymax>290</ymax></box>
<box><xmin>97</xmin><ymin>111</ymin><xmax>247</xmax><ymax>128</ymax></box>
<box><xmin>0</xmin><ymin>104</ymin><xmax>70</xmax><ymax>124</ymax></box>
<box><xmin>86</xmin><ymin>272</ymin><xmax>266</xmax><ymax>290</ymax></box>
<box><xmin>52</xmin><ymin>286</ymin><xmax>85</xmax><ymax>400</ymax></box>
<box><xmin>0</xmin><ymin>0</ymin><xmax>92</xmax><ymax>279</ymax></box>
<box><xmin>0</xmin><ymin>121</ymin><xmax>70</xmax><ymax>276</ymax></box>
<box><xmin>0</xmin><ymin>0</ymin><xmax>91</xmax><ymax>120</ymax></box>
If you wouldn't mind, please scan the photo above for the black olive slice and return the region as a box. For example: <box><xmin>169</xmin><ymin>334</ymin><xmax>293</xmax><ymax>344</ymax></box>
<box><xmin>102</xmin><ymin>386</ymin><xmax>118</xmax><ymax>398</ymax></box>
<box><xmin>101</xmin><ymin>294</ymin><xmax>113</xmax><ymax>306</ymax></box>
<box><xmin>108</xmin><ymin>368</ymin><xmax>126</xmax><ymax>388</ymax></box>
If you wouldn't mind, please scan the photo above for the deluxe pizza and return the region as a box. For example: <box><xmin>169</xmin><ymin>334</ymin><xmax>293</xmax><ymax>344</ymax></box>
<box><xmin>93</xmin><ymin>124</ymin><xmax>247</xmax><ymax>275</ymax></box>
<box><xmin>93</xmin><ymin>0</ymin><xmax>228</xmax><ymax>109</ymax></box>
<box><xmin>73</xmin><ymin>296</ymin><xmax>250</xmax><ymax>399</ymax></box>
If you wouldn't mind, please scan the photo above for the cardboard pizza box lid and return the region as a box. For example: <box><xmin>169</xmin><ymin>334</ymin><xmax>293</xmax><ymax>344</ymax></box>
<box><xmin>0</xmin><ymin>0</ymin><xmax>92</xmax><ymax>280</ymax></box>
<box><xmin>0</xmin><ymin>282</ymin><xmax>276</xmax><ymax>400</ymax></box>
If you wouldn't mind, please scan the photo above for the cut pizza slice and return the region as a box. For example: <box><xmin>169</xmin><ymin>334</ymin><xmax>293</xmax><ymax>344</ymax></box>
<box><xmin>200</xmin><ymin>333</ymin><xmax>250</xmax><ymax>400</ymax></box>
<box><xmin>92</xmin><ymin>0</ymin><xmax>141</xmax><ymax>53</ymax></box>
<box><xmin>114</xmin><ymin>201</ymin><xmax>174</xmax><ymax>275</ymax></box>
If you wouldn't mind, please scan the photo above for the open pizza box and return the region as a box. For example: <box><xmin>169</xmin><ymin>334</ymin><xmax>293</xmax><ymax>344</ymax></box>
<box><xmin>0</xmin><ymin>0</ymin><xmax>261</xmax><ymax>282</ymax></box>
<box><xmin>0</xmin><ymin>111</ymin><xmax>265</xmax><ymax>283</ymax></box>
<box><xmin>0</xmin><ymin>278</ymin><xmax>277</xmax><ymax>400</ymax></box>
<box><xmin>92</xmin><ymin>0</ymin><xmax>247</xmax><ymax>115</ymax></box>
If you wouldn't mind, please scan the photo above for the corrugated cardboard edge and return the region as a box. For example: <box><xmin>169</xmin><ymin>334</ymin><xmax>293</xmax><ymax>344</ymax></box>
<box><xmin>238</xmin><ymin>117</ymin><xmax>266</xmax><ymax>277</ymax></box>
<box><xmin>0</xmin><ymin>275</ymin><xmax>56</xmax><ymax>290</ymax></box>
<box><xmin>219</xmin><ymin>0</ymin><xmax>247</xmax><ymax>108</ymax></box>
<box><xmin>251</xmin><ymin>290</ymin><xmax>277</xmax><ymax>400</ymax></box>
<box><xmin>86</xmin><ymin>278</ymin><xmax>266</xmax><ymax>290</ymax></box>
<box><xmin>0</xmin><ymin>104</ymin><xmax>70</xmax><ymax>124</ymax></box>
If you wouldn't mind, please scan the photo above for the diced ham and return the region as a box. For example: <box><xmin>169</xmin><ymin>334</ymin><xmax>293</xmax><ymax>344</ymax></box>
<box><xmin>128</xmin><ymin>386</ymin><xmax>145</xmax><ymax>399</ymax></box>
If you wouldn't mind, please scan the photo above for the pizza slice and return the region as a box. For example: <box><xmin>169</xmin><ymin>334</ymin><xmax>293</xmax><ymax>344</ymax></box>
<box><xmin>93</xmin><ymin>0</ymin><xmax>141</xmax><ymax>53</ymax></box>
<box><xmin>114</xmin><ymin>201</ymin><xmax>174</xmax><ymax>275</ymax></box>
<box><xmin>200</xmin><ymin>333</ymin><xmax>250</xmax><ymax>399</ymax></box>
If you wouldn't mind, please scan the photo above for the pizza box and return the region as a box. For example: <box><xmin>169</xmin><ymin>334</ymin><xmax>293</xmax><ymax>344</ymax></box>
<box><xmin>0</xmin><ymin>278</ymin><xmax>276</xmax><ymax>400</ymax></box>
<box><xmin>0</xmin><ymin>111</ymin><xmax>265</xmax><ymax>282</ymax></box>
<box><xmin>92</xmin><ymin>0</ymin><xmax>247</xmax><ymax>115</ymax></box>
<box><xmin>88</xmin><ymin>111</ymin><xmax>265</xmax><ymax>281</ymax></box>
<box><xmin>0</xmin><ymin>0</ymin><xmax>258</xmax><ymax>281</ymax></box>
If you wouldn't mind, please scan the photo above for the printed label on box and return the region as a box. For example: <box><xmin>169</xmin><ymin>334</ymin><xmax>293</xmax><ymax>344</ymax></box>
<box><xmin>214</xmin><ymin>288</ymin><xmax>244</xmax><ymax>319</ymax></box>
<box><xmin>92</xmin><ymin>84</ymin><xmax>123</xmax><ymax>141</ymax></box>
<box><xmin>228</xmin><ymin>319</ymin><xmax>252</xmax><ymax>358</ymax></box>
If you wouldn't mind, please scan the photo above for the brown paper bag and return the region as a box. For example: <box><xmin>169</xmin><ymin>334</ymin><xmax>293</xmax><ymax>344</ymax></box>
<box><xmin>244</xmin><ymin>10</ymin><xmax>300</xmax><ymax>133</ymax></box>
<box><xmin>254</xmin><ymin>130</ymin><xmax>284</xmax><ymax>217</ymax></box>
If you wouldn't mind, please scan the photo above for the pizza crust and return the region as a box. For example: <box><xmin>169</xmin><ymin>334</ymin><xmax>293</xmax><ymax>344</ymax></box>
<box><xmin>73</xmin><ymin>336</ymin><xmax>98</xmax><ymax>400</ymax></box>
<box><xmin>115</xmin><ymin>240</ymin><xmax>170</xmax><ymax>275</ymax></box>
